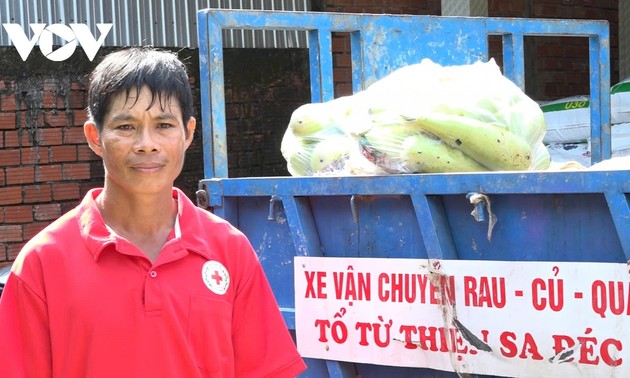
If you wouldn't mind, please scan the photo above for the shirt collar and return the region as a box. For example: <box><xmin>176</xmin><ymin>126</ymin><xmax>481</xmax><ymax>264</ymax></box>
<box><xmin>78</xmin><ymin>188</ymin><xmax>209</xmax><ymax>261</ymax></box>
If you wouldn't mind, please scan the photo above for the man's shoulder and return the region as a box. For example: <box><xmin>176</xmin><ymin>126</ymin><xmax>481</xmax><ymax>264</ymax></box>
<box><xmin>18</xmin><ymin>206</ymin><xmax>82</xmax><ymax>260</ymax></box>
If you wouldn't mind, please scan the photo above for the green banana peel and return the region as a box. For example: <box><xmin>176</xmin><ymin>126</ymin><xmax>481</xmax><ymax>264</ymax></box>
<box><xmin>400</xmin><ymin>133</ymin><xmax>490</xmax><ymax>173</ymax></box>
<box><xmin>410</xmin><ymin>112</ymin><xmax>533</xmax><ymax>171</ymax></box>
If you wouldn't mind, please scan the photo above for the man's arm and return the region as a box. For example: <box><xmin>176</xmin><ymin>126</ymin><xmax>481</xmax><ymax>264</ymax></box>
<box><xmin>231</xmin><ymin>244</ymin><xmax>307</xmax><ymax>377</ymax></box>
<box><xmin>0</xmin><ymin>269</ymin><xmax>53</xmax><ymax>378</ymax></box>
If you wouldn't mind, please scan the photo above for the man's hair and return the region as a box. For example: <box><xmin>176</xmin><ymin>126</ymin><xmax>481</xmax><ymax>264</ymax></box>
<box><xmin>86</xmin><ymin>47</ymin><xmax>193</xmax><ymax>133</ymax></box>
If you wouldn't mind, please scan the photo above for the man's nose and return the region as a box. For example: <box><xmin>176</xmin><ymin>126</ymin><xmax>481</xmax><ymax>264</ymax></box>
<box><xmin>134</xmin><ymin>126</ymin><xmax>159</xmax><ymax>152</ymax></box>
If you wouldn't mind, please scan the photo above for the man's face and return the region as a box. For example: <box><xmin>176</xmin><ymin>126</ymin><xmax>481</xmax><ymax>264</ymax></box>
<box><xmin>85</xmin><ymin>86</ymin><xmax>195</xmax><ymax>196</ymax></box>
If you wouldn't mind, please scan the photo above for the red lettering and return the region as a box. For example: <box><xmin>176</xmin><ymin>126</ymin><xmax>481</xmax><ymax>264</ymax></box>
<box><xmin>518</xmin><ymin>333</ymin><xmax>543</xmax><ymax>360</ymax></box>
<box><xmin>429</xmin><ymin>279</ymin><xmax>440</xmax><ymax>304</ymax></box>
<box><xmin>316</xmin><ymin>271</ymin><xmax>326</xmax><ymax>298</ymax></box>
<box><xmin>418</xmin><ymin>326</ymin><xmax>441</xmax><ymax>352</ymax></box>
<box><xmin>333</xmin><ymin>271</ymin><xmax>370</xmax><ymax>301</ymax></box>
<box><xmin>578</xmin><ymin>328</ymin><xmax>600</xmax><ymax>365</ymax></box>
<box><xmin>500</xmin><ymin>332</ymin><xmax>543</xmax><ymax>360</ymax></box>
<box><xmin>314</xmin><ymin>319</ymin><xmax>330</xmax><ymax>342</ymax></box>
<box><xmin>552</xmin><ymin>334</ymin><xmax>575</xmax><ymax>363</ymax></box>
<box><xmin>305</xmin><ymin>271</ymin><xmax>316</xmax><ymax>298</ymax></box>
<box><xmin>478</xmin><ymin>277</ymin><xmax>492</xmax><ymax>307</ymax></box>
<box><xmin>378</xmin><ymin>273</ymin><xmax>389</xmax><ymax>301</ymax></box>
<box><xmin>304</xmin><ymin>271</ymin><xmax>327</xmax><ymax>298</ymax></box>
<box><xmin>491</xmin><ymin>277</ymin><xmax>506</xmax><ymax>308</ymax></box>
<box><xmin>532</xmin><ymin>278</ymin><xmax>564</xmax><ymax>311</ymax></box>
<box><xmin>439</xmin><ymin>275</ymin><xmax>456</xmax><ymax>305</ymax></box>
<box><xmin>399</xmin><ymin>325</ymin><xmax>418</xmax><ymax>350</ymax></box>
<box><xmin>418</xmin><ymin>274</ymin><xmax>430</xmax><ymax>303</ymax></box>
<box><xmin>464</xmin><ymin>276</ymin><xmax>477</xmax><ymax>306</ymax></box>
<box><xmin>355</xmin><ymin>322</ymin><xmax>371</xmax><ymax>346</ymax></box>
<box><xmin>390</xmin><ymin>273</ymin><xmax>403</xmax><ymax>302</ymax></box>
<box><xmin>608</xmin><ymin>281</ymin><xmax>625</xmax><ymax>316</ymax></box>
<box><xmin>333</xmin><ymin>272</ymin><xmax>344</xmax><ymax>300</ymax></box>
<box><xmin>464</xmin><ymin>276</ymin><xmax>505</xmax><ymax>308</ymax></box>
<box><xmin>532</xmin><ymin>278</ymin><xmax>546</xmax><ymax>310</ymax></box>
<box><xmin>500</xmin><ymin>331</ymin><xmax>518</xmax><ymax>357</ymax></box>
<box><xmin>601</xmin><ymin>338</ymin><xmax>623</xmax><ymax>366</ymax></box>
<box><xmin>451</xmin><ymin>328</ymin><xmax>469</xmax><ymax>354</ymax></box>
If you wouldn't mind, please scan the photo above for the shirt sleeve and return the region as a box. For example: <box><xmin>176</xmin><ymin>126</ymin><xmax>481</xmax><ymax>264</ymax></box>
<box><xmin>0</xmin><ymin>269</ymin><xmax>53</xmax><ymax>378</ymax></box>
<box><xmin>231</xmin><ymin>237</ymin><xmax>307</xmax><ymax>378</ymax></box>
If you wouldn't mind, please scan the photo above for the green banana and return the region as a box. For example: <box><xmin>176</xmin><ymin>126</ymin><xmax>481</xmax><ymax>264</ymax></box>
<box><xmin>287</xmin><ymin>148</ymin><xmax>313</xmax><ymax>176</ymax></box>
<box><xmin>309</xmin><ymin>136</ymin><xmax>350</xmax><ymax>173</ymax></box>
<box><xmin>410</xmin><ymin>112</ymin><xmax>533</xmax><ymax>171</ymax></box>
<box><xmin>359</xmin><ymin>122</ymin><xmax>424</xmax><ymax>172</ymax></box>
<box><xmin>288</xmin><ymin>102</ymin><xmax>336</xmax><ymax>137</ymax></box>
<box><xmin>400</xmin><ymin>133</ymin><xmax>490</xmax><ymax>173</ymax></box>
<box><xmin>282</xmin><ymin>130</ymin><xmax>314</xmax><ymax>176</ymax></box>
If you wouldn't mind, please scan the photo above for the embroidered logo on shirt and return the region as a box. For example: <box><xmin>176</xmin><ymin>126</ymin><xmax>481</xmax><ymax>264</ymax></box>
<box><xmin>202</xmin><ymin>260</ymin><xmax>230</xmax><ymax>295</ymax></box>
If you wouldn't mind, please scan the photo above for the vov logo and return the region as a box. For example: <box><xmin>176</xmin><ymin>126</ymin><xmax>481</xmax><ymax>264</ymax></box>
<box><xmin>2</xmin><ymin>23</ymin><xmax>113</xmax><ymax>61</ymax></box>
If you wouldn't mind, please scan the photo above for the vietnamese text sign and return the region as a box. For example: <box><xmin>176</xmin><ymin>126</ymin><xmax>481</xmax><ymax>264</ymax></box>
<box><xmin>294</xmin><ymin>257</ymin><xmax>629</xmax><ymax>376</ymax></box>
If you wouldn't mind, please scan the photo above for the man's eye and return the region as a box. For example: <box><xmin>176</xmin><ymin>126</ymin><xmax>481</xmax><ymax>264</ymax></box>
<box><xmin>116</xmin><ymin>124</ymin><xmax>133</xmax><ymax>130</ymax></box>
<box><xmin>158</xmin><ymin>123</ymin><xmax>174</xmax><ymax>129</ymax></box>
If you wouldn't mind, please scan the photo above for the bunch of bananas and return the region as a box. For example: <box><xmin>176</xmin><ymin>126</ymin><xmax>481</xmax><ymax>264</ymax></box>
<box><xmin>281</xmin><ymin>58</ymin><xmax>551</xmax><ymax>176</ymax></box>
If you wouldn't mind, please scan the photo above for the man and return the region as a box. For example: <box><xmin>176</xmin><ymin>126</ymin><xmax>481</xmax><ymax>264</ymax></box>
<box><xmin>0</xmin><ymin>47</ymin><xmax>307</xmax><ymax>377</ymax></box>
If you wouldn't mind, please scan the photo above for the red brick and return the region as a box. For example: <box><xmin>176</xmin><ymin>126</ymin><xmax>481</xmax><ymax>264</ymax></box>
<box><xmin>0</xmin><ymin>244</ymin><xmax>6</xmax><ymax>261</ymax></box>
<box><xmin>0</xmin><ymin>93</ymin><xmax>17</xmax><ymax>112</ymax></box>
<box><xmin>69</xmin><ymin>91</ymin><xmax>86</xmax><ymax>109</ymax></box>
<box><xmin>0</xmin><ymin>225</ymin><xmax>22</xmax><ymax>242</ymax></box>
<box><xmin>42</xmin><ymin>90</ymin><xmax>66</xmax><ymax>110</ymax></box>
<box><xmin>63</xmin><ymin>126</ymin><xmax>87</xmax><ymax>144</ymax></box>
<box><xmin>23</xmin><ymin>222</ymin><xmax>49</xmax><ymax>240</ymax></box>
<box><xmin>331</xmin><ymin>35</ymin><xmax>350</xmax><ymax>53</ymax></box>
<box><xmin>45</xmin><ymin>111</ymin><xmax>72</xmax><ymax>127</ymax></box>
<box><xmin>63</xmin><ymin>163</ymin><xmax>91</xmax><ymax>180</ymax></box>
<box><xmin>4</xmin><ymin>129</ymin><xmax>33</xmax><ymax>147</ymax></box>
<box><xmin>7</xmin><ymin>242</ymin><xmax>26</xmax><ymax>260</ymax></box>
<box><xmin>4</xmin><ymin>205</ymin><xmax>34</xmax><ymax>223</ymax></box>
<box><xmin>35</xmin><ymin>164</ymin><xmax>62</xmax><ymax>182</ymax></box>
<box><xmin>21</xmin><ymin>146</ymin><xmax>49</xmax><ymax>165</ymax></box>
<box><xmin>34</xmin><ymin>203</ymin><xmax>61</xmax><ymax>221</ymax></box>
<box><xmin>52</xmin><ymin>182</ymin><xmax>80</xmax><ymax>201</ymax></box>
<box><xmin>0</xmin><ymin>112</ymin><xmax>16</xmax><ymax>129</ymax></box>
<box><xmin>0</xmin><ymin>187</ymin><xmax>21</xmax><ymax>205</ymax></box>
<box><xmin>0</xmin><ymin>149</ymin><xmax>20</xmax><ymax>166</ymax></box>
<box><xmin>0</xmin><ymin>169</ymin><xmax>5</xmax><ymax>186</ymax></box>
<box><xmin>81</xmin><ymin>181</ymin><xmax>102</xmax><ymax>194</ymax></box>
<box><xmin>71</xmin><ymin>82</ymin><xmax>86</xmax><ymax>91</ymax></box>
<box><xmin>49</xmin><ymin>145</ymin><xmax>77</xmax><ymax>162</ymax></box>
<box><xmin>18</xmin><ymin>111</ymin><xmax>45</xmax><ymax>129</ymax></box>
<box><xmin>43</xmin><ymin>81</ymin><xmax>59</xmax><ymax>91</ymax></box>
<box><xmin>36</xmin><ymin>128</ymin><xmax>63</xmax><ymax>146</ymax></box>
<box><xmin>23</xmin><ymin>184</ymin><xmax>52</xmax><ymax>203</ymax></box>
<box><xmin>74</xmin><ymin>111</ymin><xmax>89</xmax><ymax>126</ymax></box>
<box><xmin>6</xmin><ymin>166</ymin><xmax>35</xmax><ymax>185</ymax></box>
<box><xmin>78</xmin><ymin>145</ymin><xmax>100</xmax><ymax>161</ymax></box>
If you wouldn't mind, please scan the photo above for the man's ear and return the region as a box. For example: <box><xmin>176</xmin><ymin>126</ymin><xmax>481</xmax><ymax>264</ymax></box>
<box><xmin>185</xmin><ymin>117</ymin><xmax>196</xmax><ymax>149</ymax></box>
<box><xmin>84</xmin><ymin>121</ymin><xmax>103</xmax><ymax>157</ymax></box>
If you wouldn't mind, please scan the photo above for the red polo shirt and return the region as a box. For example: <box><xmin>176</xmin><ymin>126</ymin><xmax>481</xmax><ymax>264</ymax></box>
<box><xmin>0</xmin><ymin>188</ymin><xmax>306</xmax><ymax>377</ymax></box>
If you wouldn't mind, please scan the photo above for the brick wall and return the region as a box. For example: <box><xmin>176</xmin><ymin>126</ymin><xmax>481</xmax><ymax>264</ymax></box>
<box><xmin>488</xmin><ymin>0</ymin><xmax>619</xmax><ymax>100</ymax></box>
<box><xmin>0</xmin><ymin>74</ymin><xmax>96</xmax><ymax>261</ymax></box>
<box><xmin>224</xmin><ymin>49</ymin><xmax>310</xmax><ymax>178</ymax></box>
<box><xmin>0</xmin><ymin>47</ymin><xmax>203</xmax><ymax>264</ymax></box>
